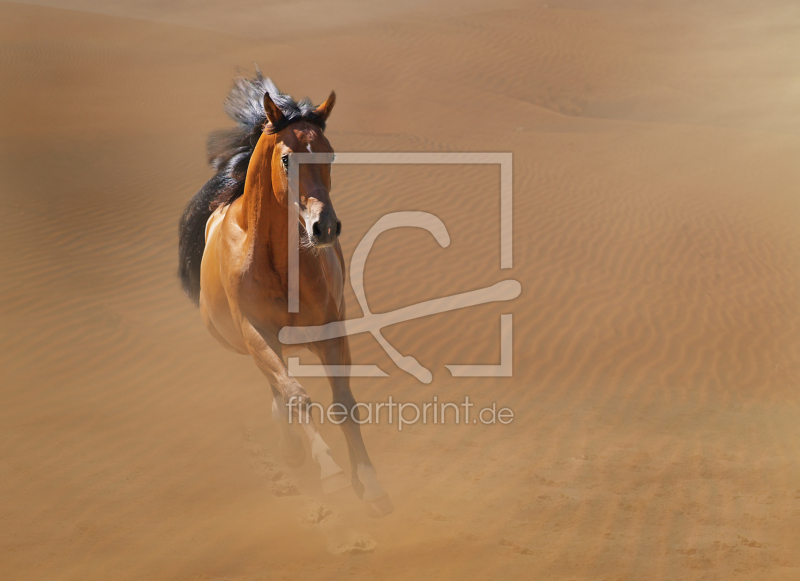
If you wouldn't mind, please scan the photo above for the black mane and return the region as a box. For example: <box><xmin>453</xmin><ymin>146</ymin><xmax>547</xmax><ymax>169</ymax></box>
<box><xmin>178</xmin><ymin>71</ymin><xmax>325</xmax><ymax>305</ymax></box>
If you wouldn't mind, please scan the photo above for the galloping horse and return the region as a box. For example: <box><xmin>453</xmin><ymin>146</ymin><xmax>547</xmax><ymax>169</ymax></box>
<box><xmin>178</xmin><ymin>72</ymin><xmax>392</xmax><ymax>517</ymax></box>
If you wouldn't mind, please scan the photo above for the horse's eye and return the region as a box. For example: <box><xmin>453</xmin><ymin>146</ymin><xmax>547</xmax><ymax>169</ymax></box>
<box><xmin>281</xmin><ymin>154</ymin><xmax>289</xmax><ymax>168</ymax></box>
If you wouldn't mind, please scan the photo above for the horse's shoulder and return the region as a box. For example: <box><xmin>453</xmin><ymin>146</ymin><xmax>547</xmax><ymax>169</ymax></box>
<box><xmin>204</xmin><ymin>204</ymin><xmax>229</xmax><ymax>243</ymax></box>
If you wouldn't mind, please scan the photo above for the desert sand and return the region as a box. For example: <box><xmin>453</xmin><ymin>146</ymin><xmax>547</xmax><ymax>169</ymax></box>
<box><xmin>1</xmin><ymin>0</ymin><xmax>799</xmax><ymax>579</ymax></box>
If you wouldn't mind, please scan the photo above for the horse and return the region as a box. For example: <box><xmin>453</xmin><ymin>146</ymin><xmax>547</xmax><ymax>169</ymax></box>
<box><xmin>178</xmin><ymin>71</ymin><xmax>393</xmax><ymax>517</ymax></box>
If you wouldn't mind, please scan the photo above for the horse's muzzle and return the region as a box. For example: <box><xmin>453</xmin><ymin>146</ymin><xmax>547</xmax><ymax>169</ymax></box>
<box><xmin>310</xmin><ymin>214</ymin><xmax>341</xmax><ymax>247</ymax></box>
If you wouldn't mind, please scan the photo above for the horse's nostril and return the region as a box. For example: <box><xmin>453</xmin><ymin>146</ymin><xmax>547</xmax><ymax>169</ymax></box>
<box><xmin>335</xmin><ymin>221</ymin><xmax>342</xmax><ymax>236</ymax></box>
<box><xmin>312</xmin><ymin>222</ymin><xmax>321</xmax><ymax>238</ymax></box>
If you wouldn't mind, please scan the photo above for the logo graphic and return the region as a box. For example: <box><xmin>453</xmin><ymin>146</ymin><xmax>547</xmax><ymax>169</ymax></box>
<box><xmin>279</xmin><ymin>153</ymin><xmax>519</xmax><ymax>383</ymax></box>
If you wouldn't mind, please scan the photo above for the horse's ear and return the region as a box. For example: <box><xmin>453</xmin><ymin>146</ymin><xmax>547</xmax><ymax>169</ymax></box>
<box><xmin>313</xmin><ymin>91</ymin><xmax>336</xmax><ymax>122</ymax></box>
<box><xmin>263</xmin><ymin>92</ymin><xmax>285</xmax><ymax>127</ymax></box>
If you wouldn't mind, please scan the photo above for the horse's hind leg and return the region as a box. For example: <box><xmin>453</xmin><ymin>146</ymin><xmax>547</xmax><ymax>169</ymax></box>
<box><xmin>242</xmin><ymin>321</ymin><xmax>350</xmax><ymax>494</ymax></box>
<box><xmin>315</xmin><ymin>338</ymin><xmax>394</xmax><ymax>518</ymax></box>
<box><xmin>270</xmin><ymin>384</ymin><xmax>305</xmax><ymax>467</ymax></box>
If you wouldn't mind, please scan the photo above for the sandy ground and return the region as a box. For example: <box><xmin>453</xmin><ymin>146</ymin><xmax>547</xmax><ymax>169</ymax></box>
<box><xmin>2</xmin><ymin>0</ymin><xmax>800</xmax><ymax>579</ymax></box>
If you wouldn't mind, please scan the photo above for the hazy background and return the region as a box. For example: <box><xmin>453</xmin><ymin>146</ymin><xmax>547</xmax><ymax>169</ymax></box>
<box><xmin>2</xmin><ymin>1</ymin><xmax>799</xmax><ymax>579</ymax></box>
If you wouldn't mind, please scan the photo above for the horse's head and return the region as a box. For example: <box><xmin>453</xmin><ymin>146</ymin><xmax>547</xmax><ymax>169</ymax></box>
<box><xmin>264</xmin><ymin>91</ymin><xmax>340</xmax><ymax>248</ymax></box>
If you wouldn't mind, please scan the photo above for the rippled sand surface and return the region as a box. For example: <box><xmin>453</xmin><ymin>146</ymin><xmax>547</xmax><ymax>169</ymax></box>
<box><xmin>2</xmin><ymin>0</ymin><xmax>799</xmax><ymax>578</ymax></box>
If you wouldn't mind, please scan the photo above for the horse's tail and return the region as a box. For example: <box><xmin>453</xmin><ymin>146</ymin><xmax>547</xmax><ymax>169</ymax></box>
<box><xmin>178</xmin><ymin>71</ymin><xmax>273</xmax><ymax>305</ymax></box>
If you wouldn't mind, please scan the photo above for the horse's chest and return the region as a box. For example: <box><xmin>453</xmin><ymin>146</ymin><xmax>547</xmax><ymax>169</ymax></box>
<box><xmin>243</xmin><ymin>245</ymin><xmax>343</xmax><ymax>323</ymax></box>
<box><xmin>316</xmin><ymin>247</ymin><xmax>344</xmax><ymax>308</ymax></box>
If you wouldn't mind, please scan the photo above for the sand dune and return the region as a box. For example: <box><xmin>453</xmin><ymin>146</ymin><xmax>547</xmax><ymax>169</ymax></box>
<box><xmin>2</xmin><ymin>0</ymin><xmax>799</xmax><ymax>579</ymax></box>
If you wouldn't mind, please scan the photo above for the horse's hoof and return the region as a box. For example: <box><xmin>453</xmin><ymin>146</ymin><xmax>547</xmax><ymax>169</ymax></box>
<box><xmin>352</xmin><ymin>478</ymin><xmax>365</xmax><ymax>500</ymax></box>
<box><xmin>282</xmin><ymin>450</ymin><xmax>305</xmax><ymax>468</ymax></box>
<box><xmin>364</xmin><ymin>494</ymin><xmax>394</xmax><ymax>518</ymax></box>
<box><xmin>321</xmin><ymin>470</ymin><xmax>352</xmax><ymax>495</ymax></box>
<box><xmin>283</xmin><ymin>452</ymin><xmax>305</xmax><ymax>468</ymax></box>
<box><xmin>279</xmin><ymin>437</ymin><xmax>306</xmax><ymax>468</ymax></box>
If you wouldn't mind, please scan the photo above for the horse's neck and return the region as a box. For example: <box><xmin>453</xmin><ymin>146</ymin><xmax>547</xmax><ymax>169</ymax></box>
<box><xmin>243</xmin><ymin>134</ymin><xmax>289</xmax><ymax>271</ymax></box>
<box><xmin>240</xmin><ymin>133</ymin><xmax>342</xmax><ymax>309</ymax></box>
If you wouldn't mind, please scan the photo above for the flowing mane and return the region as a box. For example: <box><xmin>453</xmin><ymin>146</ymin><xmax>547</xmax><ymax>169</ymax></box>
<box><xmin>178</xmin><ymin>70</ymin><xmax>326</xmax><ymax>304</ymax></box>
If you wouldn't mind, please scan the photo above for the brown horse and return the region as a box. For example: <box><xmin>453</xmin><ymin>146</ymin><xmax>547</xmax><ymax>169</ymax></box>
<box><xmin>178</xmin><ymin>72</ymin><xmax>392</xmax><ymax>517</ymax></box>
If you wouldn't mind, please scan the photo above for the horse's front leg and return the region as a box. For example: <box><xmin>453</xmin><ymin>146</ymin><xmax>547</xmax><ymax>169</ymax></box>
<box><xmin>314</xmin><ymin>337</ymin><xmax>394</xmax><ymax>518</ymax></box>
<box><xmin>269</xmin><ymin>384</ymin><xmax>306</xmax><ymax>468</ymax></box>
<box><xmin>241</xmin><ymin>320</ymin><xmax>350</xmax><ymax>494</ymax></box>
